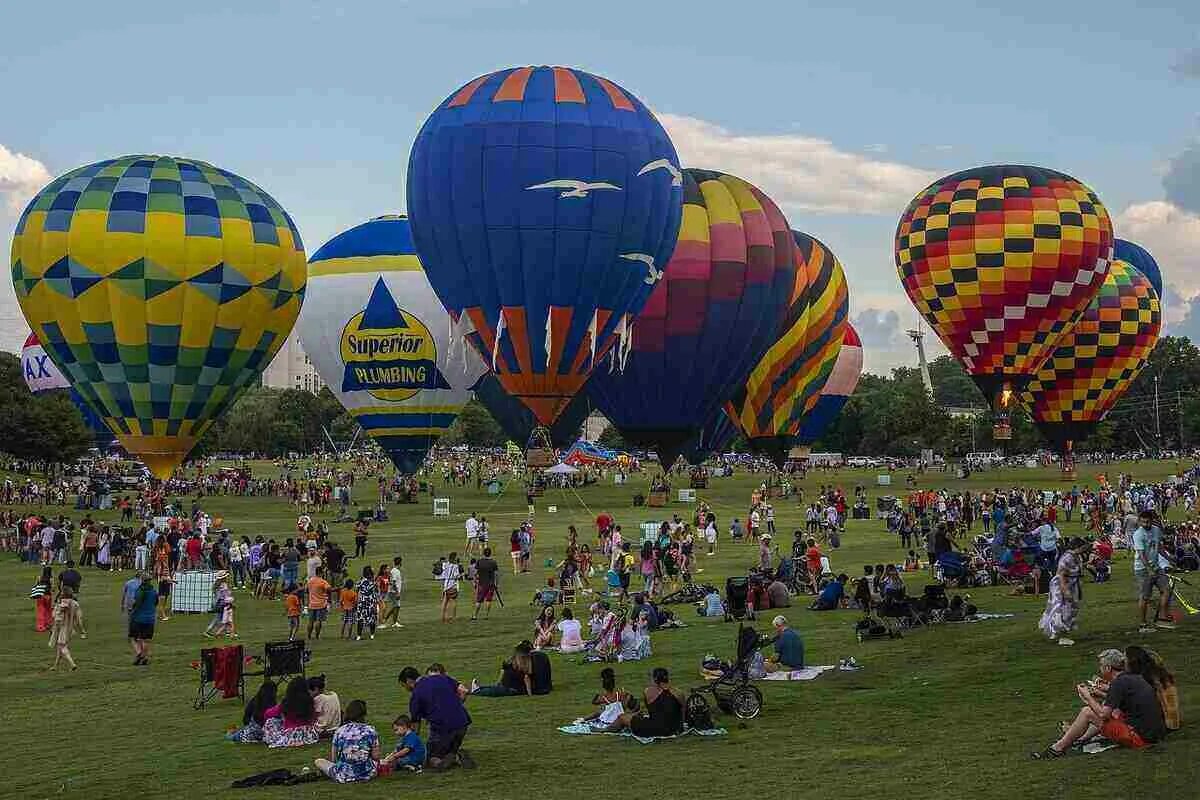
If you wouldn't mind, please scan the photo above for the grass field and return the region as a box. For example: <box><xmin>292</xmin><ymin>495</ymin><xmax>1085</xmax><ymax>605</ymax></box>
<box><xmin>3</xmin><ymin>460</ymin><xmax>1198</xmax><ymax>799</ymax></box>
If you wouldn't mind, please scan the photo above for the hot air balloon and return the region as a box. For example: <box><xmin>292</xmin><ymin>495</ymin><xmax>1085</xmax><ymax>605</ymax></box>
<box><xmin>586</xmin><ymin>169</ymin><xmax>797</xmax><ymax>469</ymax></box>
<box><xmin>793</xmin><ymin>323</ymin><xmax>863</xmax><ymax>450</ymax></box>
<box><xmin>1020</xmin><ymin>260</ymin><xmax>1160</xmax><ymax>475</ymax></box>
<box><xmin>21</xmin><ymin>331</ymin><xmax>118</xmax><ymax>450</ymax></box>
<box><xmin>895</xmin><ymin>165</ymin><xmax>1113</xmax><ymax>440</ymax></box>
<box><xmin>682</xmin><ymin>407</ymin><xmax>741</xmax><ymax>466</ymax></box>
<box><xmin>407</xmin><ymin>66</ymin><xmax>683</xmax><ymax>431</ymax></box>
<box><xmin>11</xmin><ymin>155</ymin><xmax>306</xmax><ymax>477</ymax></box>
<box><xmin>727</xmin><ymin>231</ymin><xmax>849</xmax><ymax>465</ymax></box>
<box><xmin>298</xmin><ymin>216</ymin><xmax>486</xmax><ymax>474</ymax></box>
<box><xmin>474</xmin><ymin>374</ymin><xmax>591</xmax><ymax>451</ymax></box>
<box><xmin>1113</xmin><ymin>239</ymin><xmax>1162</xmax><ymax>301</ymax></box>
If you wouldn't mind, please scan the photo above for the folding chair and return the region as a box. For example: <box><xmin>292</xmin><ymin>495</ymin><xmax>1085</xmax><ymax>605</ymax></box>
<box><xmin>195</xmin><ymin>644</ymin><xmax>246</xmax><ymax>710</ymax></box>
<box><xmin>244</xmin><ymin>640</ymin><xmax>309</xmax><ymax>686</ymax></box>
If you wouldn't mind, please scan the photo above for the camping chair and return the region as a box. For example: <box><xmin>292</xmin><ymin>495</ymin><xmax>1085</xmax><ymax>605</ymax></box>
<box><xmin>195</xmin><ymin>644</ymin><xmax>246</xmax><ymax>710</ymax></box>
<box><xmin>245</xmin><ymin>640</ymin><xmax>309</xmax><ymax>683</ymax></box>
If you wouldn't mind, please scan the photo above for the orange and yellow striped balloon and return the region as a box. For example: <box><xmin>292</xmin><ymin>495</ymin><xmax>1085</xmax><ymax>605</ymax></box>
<box><xmin>726</xmin><ymin>230</ymin><xmax>848</xmax><ymax>462</ymax></box>
<box><xmin>1020</xmin><ymin>260</ymin><xmax>1160</xmax><ymax>448</ymax></box>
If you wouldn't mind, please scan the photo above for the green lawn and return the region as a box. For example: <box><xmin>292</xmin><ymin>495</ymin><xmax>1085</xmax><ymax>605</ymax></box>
<box><xmin>3</xmin><ymin>461</ymin><xmax>1198</xmax><ymax>799</ymax></box>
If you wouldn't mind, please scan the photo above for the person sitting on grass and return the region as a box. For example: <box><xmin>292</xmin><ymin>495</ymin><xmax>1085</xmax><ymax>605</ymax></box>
<box><xmin>1032</xmin><ymin>648</ymin><xmax>1167</xmax><ymax>759</ymax></box>
<box><xmin>617</xmin><ymin>610</ymin><xmax>652</xmax><ymax>662</ymax></box>
<box><xmin>380</xmin><ymin>714</ymin><xmax>425</xmax><ymax>773</ymax></box>
<box><xmin>533</xmin><ymin>605</ymin><xmax>556</xmax><ymax>650</ymax></box>
<box><xmin>309</xmin><ymin>674</ymin><xmax>342</xmax><ymax>737</ymax></box>
<box><xmin>226</xmin><ymin>680</ymin><xmax>277</xmax><ymax>742</ymax></box>
<box><xmin>262</xmin><ymin>675</ymin><xmax>320</xmax><ymax>748</ymax></box>
<box><xmin>584</xmin><ymin>667</ymin><xmax>637</xmax><ymax>725</ymax></box>
<box><xmin>531</xmin><ymin>577</ymin><xmax>560</xmax><ymax>607</ymax></box>
<box><xmin>765</xmin><ymin>615</ymin><xmax>805</xmax><ymax>672</ymax></box>
<box><xmin>314</xmin><ymin>699</ymin><xmax>379</xmax><ymax>783</ymax></box>
<box><xmin>557</xmin><ymin>607</ymin><xmax>585</xmax><ymax>654</ymax></box>
<box><xmin>605</xmin><ymin>667</ymin><xmax>685</xmax><ymax>737</ymax></box>
<box><xmin>697</xmin><ymin>588</ymin><xmax>725</xmax><ymax>617</ymax></box>
<box><xmin>469</xmin><ymin>644</ymin><xmax>534</xmax><ymax>697</ymax></box>
<box><xmin>810</xmin><ymin>573</ymin><xmax>848</xmax><ymax>610</ymax></box>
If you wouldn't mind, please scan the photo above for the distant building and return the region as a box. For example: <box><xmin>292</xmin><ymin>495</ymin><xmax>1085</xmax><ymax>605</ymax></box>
<box><xmin>261</xmin><ymin>332</ymin><xmax>324</xmax><ymax>394</ymax></box>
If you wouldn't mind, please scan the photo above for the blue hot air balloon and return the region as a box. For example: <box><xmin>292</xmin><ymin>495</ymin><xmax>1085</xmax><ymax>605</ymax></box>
<box><xmin>474</xmin><ymin>374</ymin><xmax>592</xmax><ymax>451</ymax></box>
<box><xmin>1113</xmin><ymin>239</ymin><xmax>1163</xmax><ymax>300</ymax></box>
<box><xmin>407</xmin><ymin>66</ymin><xmax>683</xmax><ymax>428</ymax></box>
<box><xmin>683</xmin><ymin>407</ymin><xmax>741</xmax><ymax>466</ymax></box>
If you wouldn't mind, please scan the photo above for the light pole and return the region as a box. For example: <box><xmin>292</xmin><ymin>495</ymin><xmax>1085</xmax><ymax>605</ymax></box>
<box><xmin>1154</xmin><ymin>375</ymin><xmax>1162</xmax><ymax>452</ymax></box>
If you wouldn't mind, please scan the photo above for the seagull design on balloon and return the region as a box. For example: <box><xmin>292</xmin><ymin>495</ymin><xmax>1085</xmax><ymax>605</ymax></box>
<box><xmin>620</xmin><ymin>253</ymin><xmax>664</xmax><ymax>285</ymax></box>
<box><xmin>525</xmin><ymin>179</ymin><xmax>622</xmax><ymax>199</ymax></box>
<box><xmin>636</xmin><ymin>159</ymin><xmax>683</xmax><ymax>187</ymax></box>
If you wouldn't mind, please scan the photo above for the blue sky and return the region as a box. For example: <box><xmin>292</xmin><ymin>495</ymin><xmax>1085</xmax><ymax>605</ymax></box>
<box><xmin>3</xmin><ymin>0</ymin><xmax>1199</xmax><ymax>370</ymax></box>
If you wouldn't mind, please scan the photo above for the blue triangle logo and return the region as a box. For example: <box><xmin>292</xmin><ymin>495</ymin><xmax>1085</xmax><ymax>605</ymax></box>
<box><xmin>360</xmin><ymin>277</ymin><xmax>407</xmax><ymax>330</ymax></box>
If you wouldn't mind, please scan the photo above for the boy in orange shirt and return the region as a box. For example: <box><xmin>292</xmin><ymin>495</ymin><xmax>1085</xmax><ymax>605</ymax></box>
<box><xmin>339</xmin><ymin>580</ymin><xmax>358</xmax><ymax>639</ymax></box>
<box><xmin>305</xmin><ymin>568</ymin><xmax>333</xmax><ymax>640</ymax></box>
<box><xmin>285</xmin><ymin>587</ymin><xmax>302</xmax><ymax>641</ymax></box>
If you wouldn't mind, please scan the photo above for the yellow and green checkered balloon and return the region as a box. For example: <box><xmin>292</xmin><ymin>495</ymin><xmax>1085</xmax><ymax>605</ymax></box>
<box><xmin>10</xmin><ymin>155</ymin><xmax>306</xmax><ymax>477</ymax></box>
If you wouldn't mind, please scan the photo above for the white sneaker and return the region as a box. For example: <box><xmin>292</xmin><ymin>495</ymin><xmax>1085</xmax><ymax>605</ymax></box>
<box><xmin>1058</xmin><ymin>638</ymin><xmax>1075</xmax><ymax>646</ymax></box>
<box><xmin>1137</xmin><ymin>626</ymin><xmax>1156</xmax><ymax>634</ymax></box>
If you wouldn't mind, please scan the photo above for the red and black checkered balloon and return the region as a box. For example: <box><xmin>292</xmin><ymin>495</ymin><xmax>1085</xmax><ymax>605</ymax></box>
<box><xmin>1020</xmin><ymin>260</ymin><xmax>1161</xmax><ymax>448</ymax></box>
<box><xmin>895</xmin><ymin>165</ymin><xmax>1113</xmax><ymax>399</ymax></box>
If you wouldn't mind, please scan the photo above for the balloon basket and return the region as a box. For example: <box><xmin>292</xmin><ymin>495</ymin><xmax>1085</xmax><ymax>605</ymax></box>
<box><xmin>524</xmin><ymin>448</ymin><xmax>556</xmax><ymax>469</ymax></box>
<box><xmin>992</xmin><ymin>421</ymin><xmax>1012</xmax><ymax>441</ymax></box>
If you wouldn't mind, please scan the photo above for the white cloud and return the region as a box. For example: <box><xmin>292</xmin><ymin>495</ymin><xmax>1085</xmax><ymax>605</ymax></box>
<box><xmin>1113</xmin><ymin>201</ymin><xmax>1200</xmax><ymax>309</ymax></box>
<box><xmin>658</xmin><ymin>113</ymin><xmax>937</xmax><ymax>215</ymax></box>
<box><xmin>0</xmin><ymin>144</ymin><xmax>51</xmax><ymax>353</ymax></box>
<box><xmin>0</xmin><ymin>143</ymin><xmax>50</xmax><ymax>215</ymax></box>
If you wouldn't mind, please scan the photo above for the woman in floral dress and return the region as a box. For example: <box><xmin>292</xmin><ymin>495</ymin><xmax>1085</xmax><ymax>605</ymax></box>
<box><xmin>355</xmin><ymin>565</ymin><xmax>378</xmax><ymax>640</ymax></box>
<box><xmin>315</xmin><ymin>700</ymin><xmax>379</xmax><ymax>783</ymax></box>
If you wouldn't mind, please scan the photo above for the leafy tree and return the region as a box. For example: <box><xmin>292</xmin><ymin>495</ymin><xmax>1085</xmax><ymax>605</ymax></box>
<box><xmin>0</xmin><ymin>353</ymin><xmax>92</xmax><ymax>464</ymax></box>
<box><xmin>442</xmin><ymin>399</ymin><xmax>507</xmax><ymax>447</ymax></box>
<box><xmin>597</xmin><ymin>424</ymin><xmax>634</xmax><ymax>451</ymax></box>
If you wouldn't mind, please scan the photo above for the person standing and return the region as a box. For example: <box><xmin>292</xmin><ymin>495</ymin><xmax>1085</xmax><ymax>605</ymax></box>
<box><xmin>464</xmin><ymin>513</ymin><xmax>480</xmax><ymax>556</ymax></box>
<box><xmin>31</xmin><ymin>565</ymin><xmax>54</xmax><ymax>632</ymax></box>
<box><xmin>399</xmin><ymin>664</ymin><xmax>473</xmax><ymax>771</ymax></box>
<box><xmin>1038</xmin><ymin>538</ymin><xmax>1088</xmax><ymax>646</ymax></box>
<box><xmin>471</xmin><ymin>548</ymin><xmax>499</xmax><ymax>621</ymax></box>
<box><xmin>381</xmin><ymin>557</ymin><xmax>405</xmax><ymax>629</ymax></box>
<box><xmin>439</xmin><ymin>553</ymin><xmax>461</xmax><ymax>624</ymax></box>
<box><xmin>355</xmin><ymin>566</ymin><xmax>378</xmax><ymax>641</ymax></box>
<box><xmin>1132</xmin><ymin>511</ymin><xmax>1172</xmax><ymax>633</ymax></box>
<box><xmin>48</xmin><ymin>587</ymin><xmax>86</xmax><ymax>671</ymax></box>
<box><xmin>306</xmin><ymin>568</ymin><xmax>332</xmax><ymax>640</ymax></box>
<box><xmin>128</xmin><ymin>574</ymin><xmax>158</xmax><ymax>666</ymax></box>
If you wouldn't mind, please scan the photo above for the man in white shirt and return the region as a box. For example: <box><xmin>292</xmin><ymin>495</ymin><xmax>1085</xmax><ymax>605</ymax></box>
<box><xmin>381</xmin><ymin>556</ymin><xmax>405</xmax><ymax>629</ymax></box>
<box><xmin>1132</xmin><ymin>511</ymin><xmax>1171</xmax><ymax>633</ymax></box>
<box><xmin>1032</xmin><ymin>517</ymin><xmax>1060</xmax><ymax>572</ymax></box>
<box><xmin>464</xmin><ymin>513</ymin><xmax>480</xmax><ymax>555</ymax></box>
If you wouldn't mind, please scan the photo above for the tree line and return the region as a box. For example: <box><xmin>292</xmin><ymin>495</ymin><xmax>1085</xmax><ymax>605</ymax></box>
<box><xmin>5</xmin><ymin>336</ymin><xmax>1199</xmax><ymax>466</ymax></box>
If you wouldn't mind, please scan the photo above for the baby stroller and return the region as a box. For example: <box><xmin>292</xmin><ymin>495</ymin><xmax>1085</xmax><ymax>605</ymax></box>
<box><xmin>724</xmin><ymin>576</ymin><xmax>751</xmax><ymax>621</ymax></box>
<box><xmin>935</xmin><ymin>551</ymin><xmax>970</xmax><ymax>587</ymax></box>
<box><xmin>689</xmin><ymin>624</ymin><xmax>769</xmax><ymax>720</ymax></box>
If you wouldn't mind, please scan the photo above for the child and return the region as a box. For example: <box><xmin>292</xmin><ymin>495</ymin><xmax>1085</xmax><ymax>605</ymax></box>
<box><xmin>205</xmin><ymin>576</ymin><xmax>235</xmax><ymax>638</ymax></box>
<box><xmin>339</xmin><ymin>580</ymin><xmax>358</xmax><ymax>639</ymax></box>
<box><xmin>381</xmin><ymin>715</ymin><xmax>425</xmax><ymax>773</ymax></box>
<box><xmin>532</xmin><ymin>577</ymin><xmax>559</xmax><ymax>607</ymax></box>
<box><xmin>285</xmin><ymin>586</ymin><xmax>302</xmax><ymax>641</ymax></box>
<box><xmin>904</xmin><ymin>550</ymin><xmax>920</xmax><ymax>572</ymax></box>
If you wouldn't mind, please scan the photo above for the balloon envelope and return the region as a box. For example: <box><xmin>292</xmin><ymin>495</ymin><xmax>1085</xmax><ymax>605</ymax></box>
<box><xmin>727</xmin><ymin>230</ymin><xmax>849</xmax><ymax>464</ymax></box>
<box><xmin>895</xmin><ymin>164</ymin><xmax>1113</xmax><ymax>403</ymax></box>
<box><xmin>1020</xmin><ymin>260</ymin><xmax>1161</xmax><ymax>448</ymax></box>
<box><xmin>794</xmin><ymin>322</ymin><xmax>863</xmax><ymax>446</ymax></box>
<box><xmin>11</xmin><ymin>155</ymin><xmax>306</xmax><ymax>477</ymax></box>
<box><xmin>682</xmin><ymin>407</ymin><xmax>741</xmax><ymax>466</ymax></box>
<box><xmin>587</xmin><ymin>169</ymin><xmax>797</xmax><ymax>468</ymax></box>
<box><xmin>474</xmin><ymin>373</ymin><xmax>590</xmax><ymax>451</ymax></box>
<box><xmin>407</xmin><ymin>66</ymin><xmax>683</xmax><ymax>426</ymax></box>
<box><xmin>22</xmin><ymin>331</ymin><xmax>117</xmax><ymax>450</ymax></box>
<box><xmin>298</xmin><ymin>216</ymin><xmax>486</xmax><ymax>474</ymax></box>
<box><xmin>1113</xmin><ymin>239</ymin><xmax>1162</xmax><ymax>301</ymax></box>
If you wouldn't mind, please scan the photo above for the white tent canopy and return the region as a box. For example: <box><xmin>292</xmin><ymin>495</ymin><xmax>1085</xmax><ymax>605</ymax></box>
<box><xmin>545</xmin><ymin>462</ymin><xmax>579</xmax><ymax>474</ymax></box>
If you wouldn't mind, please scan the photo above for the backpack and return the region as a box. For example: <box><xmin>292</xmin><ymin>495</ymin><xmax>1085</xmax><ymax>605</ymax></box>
<box><xmin>686</xmin><ymin>700</ymin><xmax>715</xmax><ymax>731</ymax></box>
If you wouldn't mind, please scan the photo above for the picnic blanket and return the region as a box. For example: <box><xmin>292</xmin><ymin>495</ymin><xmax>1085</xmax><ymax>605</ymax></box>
<box><xmin>760</xmin><ymin>665</ymin><xmax>837</xmax><ymax>681</ymax></box>
<box><xmin>559</xmin><ymin>720</ymin><xmax>727</xmax><ymax>744</ymax></box>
